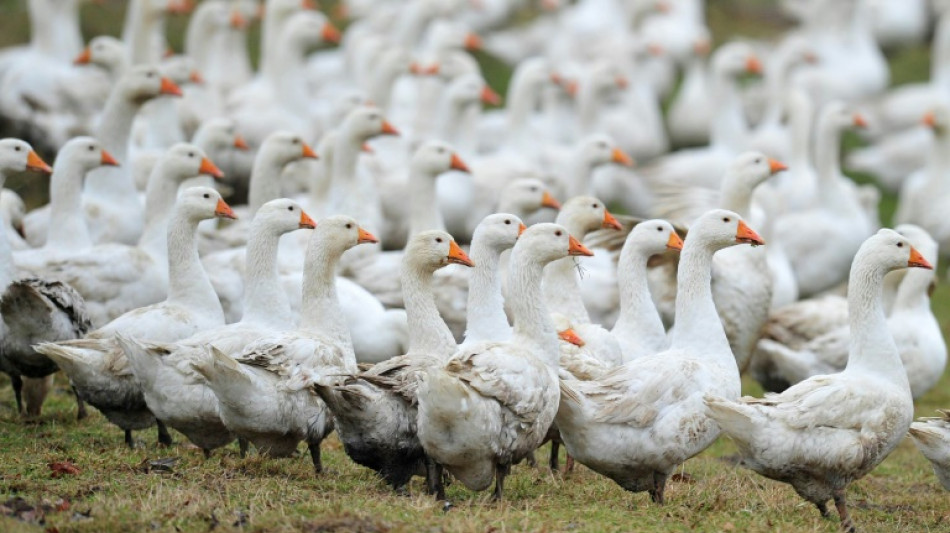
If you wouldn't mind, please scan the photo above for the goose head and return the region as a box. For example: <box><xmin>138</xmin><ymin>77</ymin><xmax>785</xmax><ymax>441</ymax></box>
<box><xmin>445</xmin><ymin>73</ymin><xmax>501</xmax><ymax>108</ymax></box>
<box><xmin>404</xmin><ymin>230</ymin><xmax>474</xmax><ymax>274</ymax></box>
<box><xmin>411</xmin><ymin>141</ymin><xmax>469</xmax><ymax>176</ymax></box>
<box><xmin>120</xmin><ymin>65</ymin><xmax>183</xmax><ymax>105</ymax></box>
<box><xmin>499</xmin><ymin>178</ymin><xmax>561</xmax><ymax>217</ymax></box>
<box><xmin>551</xmin><ymin>312</ymin><xmax>586</xmax><ymax>347</ymax></box>
<box><xmin>314</xmin><ymin>215</ymin><xmax>378</xmax><ymax>257</ymax></box>
<box><xmin>723</xmin><ymin>151</ymin><xmax>787</xmax><ymax>192</ymax></box>
<box><xmin>161</xmin><ymin>143</ymin><xmax>223</xmax><ymax>181</ymax></box>
<box><xmin>56</xmin><ymin>137</ymin><xmax>119</xmax><ymax>172</ymax></box>
<box><xmin>922</xmin><ymin>104</ymin><xmax>950</xmax><ymax>137</ymax></box>
<box><xmin>74</xmin><ymin>36</ymin><xmax>127</xmax><ymax>75</ymax></box>
<box><xmin>341</xmin><ymin>107</ymin><xmax>399</xmax><ymax>140</ymax></box>
<box><xmin>626</xmin><ymin>219</ymin><xmax>684</xmax><ymax>256</ymax></box>
<box><xmin>585</xmin><ymin>61</ymin><xmax>629</xmax><ymax>98</ymax></box>
<box><xmin>425</xmin><ymin>19</ymin><xmax>481</xmax><ymax>54</ymax></box>
<box><xmin>857</xmin><ymin>228</ymin><xmax>934</xmax><ymax>274</ymax></box>
<box><xmin>193</xmin><ymin>118</ymin><xmax>249</xmax><ymax>154</ymax></box>
<box><xmin>515</xmin><ymin>223</ymin><xmax>593</xmax><ymax>265</ymax></box>
<box><xmin>712</xmin><ymin>42</ymin><xmax>763</xmax><ymax>79</ymax></box>
<box><xmin>576</xmin><ymin>134</ymin><xmax>634</xmax><ymax>168</ymax></box>
<box><xmin>894</xmin><ymin>224</ymin><xmax>938</xmax><ymax>271</ymax></box>
<box><xmin>283</xmin><ymin>10</ymin><xmax>342</xmax><ymax>51</ymax></box>
<box><xmin>158</xmin><ymin>55</ymin><xmax>203</xmax><ymax>88</ymax></box>
<box><xmin>254</xmin><ymin>198</ymin><xmax>316</xmax><ymax>235</ymax></box>
<box><xmin>472</xmin><ymin>213</ymin><xmax>526</xmax><ymax>253</ymax></box>
<box><xmin>687</xmin><ymin>209</ymin><xmax>765</xmax><ymax>252</ymax></box>
<box><xmin>556</xmin><ymin>196</ymin><xmax>622</xmax><ymax>236</ymax></box>
<box><xmin>176</xmin><ymin>186</ymin><xmax>236</xmax><ymax>223</ymax></box>
<box><xmin>0</xmin><ymin>139</ymin><xmax>51</xmax><ymax>176</ymax></box>
<box><xmin>818</xmin><ymin>100</ymin><xmax>867</xmax><ymax>134</ymax></box>
<box><xmin>260</xmin><ymin>131</ymin><xmax>318</xmax><ymax>167</ymax></box>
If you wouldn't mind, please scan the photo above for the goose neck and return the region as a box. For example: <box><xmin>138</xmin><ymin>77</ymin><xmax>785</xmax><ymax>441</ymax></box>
<box><xmin>814</xmin><ymin>120</ymin><xmax>845</xmax><ymax>200</ymax></box>
<box><xmin>709</xmin><ymin>73</ymin><xmax>746</xmax><ymax>150</ymax></box>
<box><xmin>248</xmin><ymin>152</ymin><xmax>289</xmax><ymax>216</ymax></box>
<box><xmin>123</xmin><ymin>0</ymin><xmax>163</xmax><ymax>65</ymax></box>
<box><xmin>669</xmin><ymin>239</ymin><xmax>732</xmax><ymax>359</ymax></box>
<box><xmin>408</xmin><ymin>165</ymin><xmax>445</xmax><ymax>235</ymax></box>
<box><xmin>612</xmin><ymin>245</ymin><xmax>666</xmax><ymax>351</ymax></box>
<box><xmin>0</xmin><ymin>172</ymin><xmax>13</xmax><ymax>290</ymax></box>
<box><xmin>402</xmin><ymin>261</ymin><xmax>456</xmax><ymax>358</ymax></box>
<box><xmin>241</xmin><ymin>225</ymin><xmax>293</xmax><ymax>327</ymax></box>
<box><xmin>788</xmin><ymin>95</ymin><xmax>813</xmax><ymax>169</ymax></box>
<box><xmin>299</xmin><ymin>239</ymin><xmax>352</xmax><ymax>352</ymax></box>
<box><xmin>46</xmin><ymin>157</ymin><xmax>91</xmax><ymax>252</ymax></box>
<box><xmin>718</xmin><ymin>176</ymin><xmax>755</xmax><ymax>219</ymax></box>
<box><xmin>137</xmin><ymin>163</ymin><xmax>186</xmax><ymax>260</ymax></box>
<box><xmin>924</xmin><ymin>130</ymin><xmax>950</xmax><ymax>194</ymax></box>
<box><xmin>933</xmin><ymin>12</ymin><xmax>950</xmax><ymax>87</ymax></box>
<box><xmin>86</xmin><ymin>94</ymin><xmax>140</xmax><ymax>200</ymax></box>
<box><xmin>164</xmin><ymin>213</ymin><xmax>223</xmax><ymax>321</ymax></box>
<box><xmin>891</xmin><ymin>267</ymin><xmax>934</xmax><ymax>314</ymax></box>
<box><xmin>844</xmin><ymin>256</ymin><xmax>909</xmax><ymax>384</ymax></box>
<box><xmin>509</xmin><ymin>249</ymin><xmax>559</xmax><ymax>367</ymax></box>
<box><xmin>464</xmin><ymin>241</ymin><xmax>510</xmax><ymax>343</ymax></box>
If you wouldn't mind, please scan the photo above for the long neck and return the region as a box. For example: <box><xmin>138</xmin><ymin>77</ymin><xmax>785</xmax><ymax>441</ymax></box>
<box><xmin>299</xmin><ymin>240</ymin><xmax>352</xmax><ymax>355</ymax></box>
<box><xmin>814</xmin><ymin>119</ymin><xmax>848</xmax><ymax>207</ymax></box>
<box><xmin>0</xmin><ymin>173</ymin><xmax>13</xmax><ymax>291</ymax></box>
<box><xmin>575</xmin><ymin>85</ymin><xmax>600</xmax><ymax>134</ymax></box>
<box><xmin>408</xmin><ymin>166</ymin><xmax>444</xmax><ymax>235</ymax></box>
<box><xmin>719</xmin><ymin>176</ymin><xmax>755</xmax><ymax>218</ymax></box>
<box><xmin>184</xmin><ymin>10</ymin><xmax>213</xmax><ymax>65</ymax></box>
<box><xmin>506</xmin><ymin>71</ymin><xmax>537</xmax><ymax>134</ymax></box>
<box><xmin>709</xmin><ymin>72</ymin><xmax>745</xmax><ymax>150</ymax></box>
<box><xmin>669</xmin><ymin>240</ymin><xmax>732</xmax><ymax>358</ymax></box>
<box><xmin>564</xmin><ymin>151</ymin><xmax>593</xmax><ymax>199</ymax></box>
<box><xmin>891</xmin><ymin>265</ymin><xmax>934</xmax><ymax>315</ymax></box>
<box><xmin>87</xmin><ymin>93</ymin><xmax>140</xmax><ymax>200</ymax></box>
<box><xmin>332</xmin><ymin>131</ymin><xmax>380</xmax><ymax>233</ymax></box>
<box><xmin>788</xmin><ymin>94</ymin><xmax>813</xmax><ymax>169</ymax></box>
<box><xmin>124</xmin><ymin>0</ymin><xmax>162</xmax><ymax>66</ymax></box>
<box><xmin>241</xmin><ymin>225</ymin><xmax>293</xmax><ymax>326</ymax></box>
<box><xmin>924</xmin><ymin>130</ymin><xmax>950</xmax><ymax>195</ymax></box>
<box><xmin>137</xmin><ymin>163</ymin><xmax>184</xmax><ymax>259</ymax></box>
<box><xmin>260</xmin><ymin>9</ymin><xmax>291</xmax><ymax>80</ymax></box>
<box><xmin>844</xmin><ymin>257</ymin><xmax>908</xmax><ymax>383</ymax></box>
<box><xmin>248</xmin><ymin>152</ymin><xmax>287</xmax><ymax>215</ymax></box>
<box><xmin>613</xmin><ymin>244</ymin><xmax>666</xmax><ymax>350</ymax></box>
<box><xmin>402</xmin><ymin>261</ymin><xmax>456</xmax><ymax>357</ymax></box>
<box><xmin>760</xmin><ymin>52</ymin><xmax>791</xmax><ymax>126</ymax></box>
<box><xmin>543</xmin><ymin>214</ymin><xmax>592</xmax><ymax>323</ymax></box>
<box><xmin>464</xmin><ymin>240</ymin><xmax>510</xmax><ymax>343</ymax></box>
<box><xmin>140</xmin><ymin>97</ymin><xmax>184</xmax><ymax>150</ymax></box>
<box><xmin>509</xmin><ymin>251</ymin><xmax>559</xmax><ymax>367</ymax></box>
<box><xmin>46</xmin><ymin>158</ymin><xmax>91</xmax><ymax>252</ymax></box>
<box><xmin>934</xmin><ymin>12</ymin><xmax>950</xmax><ymax>87</ymax></box>
<box><xmin>164</xmin><ymin>213</ymin><xmax>223</xmax><ymax>320</ymax></box>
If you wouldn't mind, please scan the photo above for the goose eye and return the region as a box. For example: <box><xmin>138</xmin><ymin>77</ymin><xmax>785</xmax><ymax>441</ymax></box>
<box><xmin>292</xmin><ymin>138</ymin><xmax>300</xmax><ymax>144</ymax></box>
<box><xmin>89</xmin><ymin>145</ymin><xmax>95</xmax><ymax>151</ymax></box>
<box><xmin>288</xmin><ymin>206</ymin><xmax>294</xmax><ymax>211</ymax></box>
<box><xmin>657</xmin><ymin>227</ymin><xmax>662</xmax><ymax>231</ymax></box>
<box><xmin>345</xmin><ymin>223</ymin><xmax>352</xmax><ymax>229</ymax></box>
<box><xmin>592</xmin><ymin>203</ymin><xmax>598</xmax><ymax>208</ymax></box>
<box><xmin>505</xmin><ymin>220</ymin><xmax>511</xmax><ymax>224</ymax></box>
<box><xmin>146</xmin><ymin>72</ymin><xmax>154</xmax><ymax>78</ymax></box>
<box><xmin>897</xmin><ymin>242</ymin><xmax>904</xmax><ymax>248</ymax></box>
<box><xmin>14</xmin><ymin>146</ymin><xmax>20</xmax><ymax>152</ymax></box>
<box><xmin>530</xmin><ymin>187</ymin><xmax>538</xmax><ymax>192</ymax></box>
<box><xmin>188</xmin><ymin>152</ymin><xmax>195</xmax><ymax>158</ymax></box>
<box><xmin>723</xmin><ymin>217</ymin><xmax>731</xmax><ymax>222</ymax></box>
<box><xmin>755</xmin><ymin>158</ymin><xmax>761</xmax><ymax>164</ymax></box>
<box><xmin>203</xmin><ymin>193</ymin><xmax>210</xmax><ymax>198</ymax></box>
<box><xmin>555</xmin><ymin>230</ymin><xmax>562</xmax><ymax>236</ymax></box>
<box><xmin>436</xmin><ymin>237</ymin><xmax>443</xmax><ymax>243</ymax></box>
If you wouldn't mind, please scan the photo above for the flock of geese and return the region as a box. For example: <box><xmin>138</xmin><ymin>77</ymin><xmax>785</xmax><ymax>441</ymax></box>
<box><xmin>2</xmin><ymin>0</ymin><xmax>950</xmax><ymax>530</ymax></box>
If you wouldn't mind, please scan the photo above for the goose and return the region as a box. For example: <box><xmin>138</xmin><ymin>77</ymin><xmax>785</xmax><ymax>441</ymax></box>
<box><xmin>909</xmin><ymin>410</ymin><xmax>950</xmax><ymax>490</ymax></box>
<box><xmin>0</xmin><ymin>189</ymin><xmax>28</xmax><ymax>251</ymax></box>
<box><xmin>15</xmin><ymin>137</ymin><xmax>118</xmax><ymax>270</ymax></box>
<box><xmin>772</xmin><ymin>101</ymin><xmax>876</xmax><ymax>297</ymax></box>
<box><xmin>34</xmin><ymin>187</ymin><xmax>235</xmax><ymax>446</ymax></box>
<box><xmin>0</xmin><ymin>139</ymin><xmax>89</xmax><ymax>417</ymax></box>
<box><xmin>750</xmin><ymin>224</ymin><xmax>945</xmax><ymax>399</ymax></box>
<box><xmin>667</xmin><ymin>37</ymin><xmax>713</xmax><ymax>147</ymax></box>
<box><xmin>33</xmin><ymin>144</ymin><xmax>222</xmax><ymax>327</ymax></box>
<box><xmin>704</xmin><ymin>228</ymin><xmax>929</xmax><ymax>533</ymax></box>
<box><xmin>555</xmin><ymin>209</ymin><xmax>762</xmax><ymax>504</ymax></box>
<box><xmin>190</xmin><ymin>216</ymin><xmax>374</xmax><ymax>472</ymax></box>
<box><xmin>895</xmin><ymin>105</ymin><xmax>950</xmax><ymax>250</ymax></box>
<box><xmin>416</xmin><ymin>223</ymin><xmax>592</xmax><ymax>500</ymax></box>
<box><xmin>312</xmin><ymin>230</ymin><xmax>473</xmax><ymax>494</ymax></box>
<box><xmin>464</xmin><ymin>176</ymin><xmax>562</xmax><ymax>238</ymax></box>
<box><xmin>21</xmin><ymin>66</ymin><xmax>184</xmax><ymax>247</ymax></box>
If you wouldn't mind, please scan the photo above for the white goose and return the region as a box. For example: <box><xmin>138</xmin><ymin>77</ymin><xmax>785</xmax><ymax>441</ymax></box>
<box><xmin>416</xmin><ymin>223</ymin><xmax>593</xmax><ymax>500</ymax></box>
<box><xmin>705</xmin><ymin>228</ymin><xmax>929</xmax><ymax>533</ymax></box>
<box><xmin>34</xmin><ymin>187</ymin><xmax>234</xmax><ymax>446</ymax></box>
<box><xmin>555</xmin><ymin>209</ymin><xmax>762</xmax><ymax>504</ymax></box>
<box><xmin>895</xmin><ymin>105</ymin><xmax>950</xmax><ymax>250</ymax></box>
<box><xmin>909</xmin><ymin>410</ymin><xmax>950</xmax><ymax>490</ymax></box>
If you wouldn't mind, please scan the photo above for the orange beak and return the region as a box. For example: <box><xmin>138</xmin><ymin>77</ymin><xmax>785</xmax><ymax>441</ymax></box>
<box><xmin>518</xmin><ymin>222</ymin><xmax>527</xmax><ymax>236</ymax></box>
<box><xmin>647</xmin><ymin>43</ymin><xmax>664</xmax><ymax>56</ymax></box>
<box><xmin>923</xmin><ymin>111</ymin><xmax>937</xmax><ymax>128</ymax></box>
<box><xmin>568</xmin><ymin>235</ymin><xmax>594</xmax><ymax>257</ymax></box>
<box><xmin>480</xmin><ymin>85</ymin><xmax>502</xmax><ymax>106</ymax></box>
<box><xmin>449</xmin><ymin>153</ymin><xmax>470</xmax><ymax>173</ymax></box>
<box><xmin>233</xmin><ymin>135</ymin><xmax>249</xmax><ymax>150</ymax></box>
<box><xmin>666</xmin><ymin>231</ymin><xmax>684</xmax><ymax>251</ymax></box>
<box><xmin>159</xmin><ymin>77</ymin><xmax>183</xmax><ymax>97</ymax></box>
<box><xmin>229</xmin><ymin>9</ymin><xmax>246</xmax><ymax>28</ymax></box>
<box><xmin>745</xmin><ymin>56</ymin><xmax>763</xmax><ymax>75</ymax></box>
<box><xmin>464</xmin><ymin>32</ymin><xmax>482</xmax><ymax>51</ymax></box>
<box><xmin>615</xmin><ymin>76</ymin><xmax>629</xmax><ymax>90</ymax></box>
<box><xmin>693</xmin><ymin>39</ymin><xmax>711</xmax><ymax>56</ymax></box>
<box><xmin>214</xmin><ymin>198</ymin><xmax>236</xmax><ymax>219</ymax></box>
<box><xmin>301</xmin><ymin>0</ymin><xmax>317</xmax><ymax>9</ymax></box>
<box><xmin>380</xmin><ymin>120</ymin><xmax>400</xmax><ymax>136</ymax></box>
<box><xmin>655</xmin><ymin>0</ymin><xmax>671</xmax><ymax>12</ymax></box>
<box><xmin>541</xmin><ymin>191</ymin><xmax>561</xmax><ymax>210</ymax></box>
<box><xmin>558</xmin><ymin>328</ymin><xmax>585</xmax><ymax>347</ymax></box>
<box><xmin>602</xmin><ymin>209</ymin><xmax>622</xmax><ymax>231</ymax></box>
<box><xmin>322</xmin><ymin>23</ymin><xmax>342</xmax><ymax>44</ymax></box>
<box><xmin>768</xmin><ymin>158</ymin><xmax>788</xmax><ymax>174</ymax></box>
<box><xmin>853</xmin><ymin>113</ymin><xmax>868</xmax><ymax>129</ymax></box>
<box><xmin>736</xmin><ymin>220</ymin><xmax>765</xmax><ymax>246</ymax></box>
<box><xmin>908</xmin><ymin>246</ymin><xmax>934</xmax><ymax>269</ymax></box>
<box><xmin>564</xmin><ymin>80</ymin><xmax>578</xmax><ymax>98</ymax></box>
<box><xmin>74</xmin><ymin>47</ymin><xmax>92</xmax><ymax>65</ymax></box>
<box><xmin>26</xmin><ymin>150</ymin><xmax>52</xmax><ymax>174</ymax></box>
<box><xmin>611</xmin><ymin>147</ymin><xmax>634</xmax><ymax>167</ymax></box>
<box><xmin>301</xmin><ymin>143</ymin><xmax>318</xmax><ymax>159</ymax></box>
<box><xmin>299</xmin><ymin>210</ymin><xmax>316</xmax><ymax>229</ymax></box>
<box><xmin>166</xmin><ymin>0</ymin><xmax>194</xmax><ymax>15</ymax></box>
<box><xmin>100</xmin><ymin>149</ymin><xmax>119</xmax><ymax>167</ymax></box>
<box><xmin>199</xmin><ymin>157</ymin><xmax>224</xmax><ymax>179</ymax></box>
<box><xmin>410</xmin><ymin>62</ymin><xmax>440</xmax><ymax>76</ymax></box>
<box><xmin>361</xmin><ymin>142</ymin><xmax>374</xmax><ymax>154</ymax></box>
<box><xmin>357</xmin><ymin>227</ymin><xmax>378</xmax><ymax>244</ymax></box>
<box><xmin>447</xmin><ymin>240</ymin><xmax>475</xmax><ymax>267</ymax></box>
<box><xmin>189</xmin><ymin>70</ymin><xmax>204</xmax><ymax>85</ymax></box>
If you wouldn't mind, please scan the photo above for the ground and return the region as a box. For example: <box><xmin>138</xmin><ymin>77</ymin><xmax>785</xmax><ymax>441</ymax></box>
<box><xmin>1</xmin><ymin>1</ymin><xmax>949</xmax><ymax>532</ymax></box>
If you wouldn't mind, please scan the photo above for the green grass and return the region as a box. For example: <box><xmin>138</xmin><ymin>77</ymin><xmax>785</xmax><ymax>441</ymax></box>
<box><xmin>2</xmin><ymin>1</ymin><xmax>950</xmax><ymax>532</ymax></box>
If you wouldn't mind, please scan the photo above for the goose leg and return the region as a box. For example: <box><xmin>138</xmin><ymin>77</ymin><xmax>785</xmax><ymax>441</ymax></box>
<box><xmin>816</xmin><ymin>501</ymin><xmax>830</xmax><ymax>518</ymax></box>
<box><xmin>565</xmin><ymin>454</ymin><xmax>575</xmax><ymax>473</ymax></box>
<box><xmin>124</xmin><ymin>429</ymin><xmax>134</xmax><ymax>448</ymax></box>
<box><xmin>493</xmin><ymin>462</ymin><xmax>511</xmax><ymax>501</ymax></box>
<box><xmin>202</xmin><ymin>448</ymin><xmax>212</xmax><ymax>459</ymax></box>
<box><xmin>833</xmin><ymin>490</ymin><xmax>855</xmax><ymax>533</ymax></box>
<box><xmin>425</xmin><ymin>458</ymin><xmax>446</xmax><ymax>500</ymax></box>
<box><xmin>73</xmin><ymin>385</ymin><xmax>87</xmax><ymax>420</ymax></box>
<box><xmin>307</xmin><ymin>441</ymin><xmax>322</xmax><ymax>474</ymax></box>
<box><xmin>156</xmin><ymin>420</ymin><xmax>173</xmax><ymax>446</ymax></box>
<box><xmin>649</xmin><ymin>472</ymin><xmax>667</xmax><ymax>505</ymax></box>
<box><xmin>11</xmin><ymin>374</ymin><xmax>23</xmax><ymax>414</ymax></box>
<box><xmin>549</xmin><ymin>441</ymin><xmax>560</xmax><ymax>472</ymax></box>
<box><xmin>238</xmin><ymin>438</ymin><xmax>248</xmax><ymax>458</ymax></box>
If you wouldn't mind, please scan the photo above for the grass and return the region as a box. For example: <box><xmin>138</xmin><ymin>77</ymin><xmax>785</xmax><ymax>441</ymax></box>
<box><xmin>2</xmin><ymin>1</ymin><xmax>950</xmax><ymax>532</ymax></box>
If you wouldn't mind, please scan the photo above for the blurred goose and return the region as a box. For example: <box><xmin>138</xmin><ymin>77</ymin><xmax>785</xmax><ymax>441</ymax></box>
<box><xmin>909</xmin><ymin>410</ymin><xmax>950</xmax><ymax>490</ymax></box>
<box><xmin>895</xmin><ymin>105</ymin><xmax>950</xmax><ymax>250</ymax></box>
